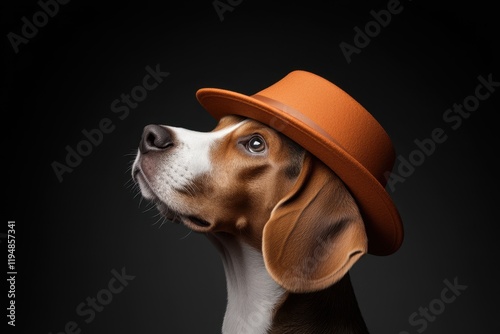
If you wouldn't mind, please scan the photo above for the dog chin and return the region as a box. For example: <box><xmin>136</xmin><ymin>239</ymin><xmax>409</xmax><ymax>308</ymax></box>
<box><xmin>133</xmin><ymin>170</ymin><xmax>213</xmax><ymax>231</ymax></box>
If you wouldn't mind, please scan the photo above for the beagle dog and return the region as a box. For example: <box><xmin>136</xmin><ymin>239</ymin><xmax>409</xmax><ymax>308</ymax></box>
<box><xmin>132</xmin><ymin>115</ymin><xmax>370</xmax><ymax>333</ymax></box>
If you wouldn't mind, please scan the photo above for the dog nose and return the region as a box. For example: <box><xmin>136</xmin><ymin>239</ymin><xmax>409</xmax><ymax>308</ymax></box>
<box><xmin>139</xmin><ymin>124</ymin><xmax>174</xmax><ymax>154</ymax></box>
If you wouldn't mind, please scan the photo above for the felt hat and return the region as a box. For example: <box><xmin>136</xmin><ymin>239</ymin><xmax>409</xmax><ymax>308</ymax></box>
<box><xmin>196</xmin><ymin>70</ymin><xmax>403</xmax><ymax>255</ymax></box>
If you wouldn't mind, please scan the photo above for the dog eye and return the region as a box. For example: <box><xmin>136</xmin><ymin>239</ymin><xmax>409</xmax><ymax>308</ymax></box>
<box><xmin>245</xmin><ymin>135</ymin><xmax>266</xmax><ymax>153</ymax></box>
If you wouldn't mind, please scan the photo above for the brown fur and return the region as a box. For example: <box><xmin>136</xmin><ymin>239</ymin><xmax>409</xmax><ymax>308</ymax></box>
<box><xmin>270</xmin><ymin>273</ymin><xmax>369</xmax><ymax>334</ymax></box>
<box><xmin>170</xmin><ymin>115</ymin><xmax>306</xmax><ymax>249</ymax></box>
<box><xmin>263</xmin><ymin>154</ymin><xmax>367</xmax><ymax>293</ymax></box>
<box><xmin>136</xmin><ymin>115</ymin><xmax>371</xmax><ymax>333</ymax></box>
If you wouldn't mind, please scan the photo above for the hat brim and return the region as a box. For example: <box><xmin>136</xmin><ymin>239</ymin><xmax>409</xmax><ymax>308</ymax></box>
<box><xmin>196</xmin><ymin>88</ymin><xmax>403</xmax><ymax>255</ymax></box>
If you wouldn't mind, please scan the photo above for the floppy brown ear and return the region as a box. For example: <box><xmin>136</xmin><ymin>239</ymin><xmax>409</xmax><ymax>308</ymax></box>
<box><xmin>262</xmin><ymin>154</ymin><xmax>368</xmax><ymax>293</ymax></box>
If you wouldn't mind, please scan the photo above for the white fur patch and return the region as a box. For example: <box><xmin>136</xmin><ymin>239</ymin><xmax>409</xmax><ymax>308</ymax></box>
<box><xmin>210</xmin><ymin>234</ymin><xmax>285</xmax><ymax>334</ymax></box>
<box><xmin>133</xmin><ymin>121</ymin><xmax>246</xmax><ymax>213</ymax></box>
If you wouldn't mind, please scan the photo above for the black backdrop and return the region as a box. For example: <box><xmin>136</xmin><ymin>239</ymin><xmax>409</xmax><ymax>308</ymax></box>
<box><xmin>3</xmin><ymin>0</ymin><xmax>499</xmax><ymax>333</ymax></box>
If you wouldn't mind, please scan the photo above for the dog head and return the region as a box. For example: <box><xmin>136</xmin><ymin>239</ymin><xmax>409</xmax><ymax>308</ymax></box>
<box><xmin>132</xmin><ymin>115</ymin><xmax>367</xmax><ymax>292</ymax></box>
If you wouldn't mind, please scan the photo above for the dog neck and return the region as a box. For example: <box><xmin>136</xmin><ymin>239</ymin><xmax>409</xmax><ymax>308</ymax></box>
<box><xmin>209</xmin><ymin>233</ymin><xmax>285</xmax><ymax>333</ymax></box>
<box><xmin>269</xmin><ymin>273</ymin><xmax>370</xmax><ymax>333</ymax></box>
<box><xmin>209</xmin><ymin>233</ymin><xmax>369</xmax><ymax>334</ymax></box>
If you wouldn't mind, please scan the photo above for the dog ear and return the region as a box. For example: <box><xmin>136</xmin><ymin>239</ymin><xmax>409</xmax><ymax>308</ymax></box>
<box><xmin>262</xmin><ymin>154</ymin><xmax>367</xmax><ymax>293</ymax></box>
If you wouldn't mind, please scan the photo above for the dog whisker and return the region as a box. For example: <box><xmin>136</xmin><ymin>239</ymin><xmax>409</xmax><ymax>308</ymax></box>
<box><xmin>122</xmin><ymin>148</ymin><xmax>140</xmax><ymax>158</ymax></box>
<box><xmin>152</xmin><ymin>213</ymin><xmax>170</xmax><ymax>229</ymax></box>
<box><xmin>133</xmin><ymin>189</ymin><xmax>144</xmax><ymax>200</ymax></box>
<box><xmin>129</xmin><ymin>185</ymin><xmax>140</xmax><ymax>195</ymax></box>
<box><xmin>159</xmin><ymin>220</ymin><xmax>168</xmax><ymax>229</ymax></box>
<box><xmin>184</xmin><ymin>184</ymin><xmax>197</xmax><ymax>198</ymax></box>
<box><xmin>141</xmin><ymin>205</ymin><xmax>157</xmax><ymax>214</ymax></box>
<box><xmin>152</xmin><ymin>216</ymin><xmax>163</xmax><ymax>227</ymax></box>
<box><xmin>179</xmin><ymin>230</ymin><xmax>193</xmax><ymax>240</ymax></box>
<box><xmin>141</xmin><ymin>199</ymin><xmax>158</xmax><ymax>212</ymax></box>
<box><xmin>182</xmin><ymin>181</ymin><xmax>201</xmax><ymax>198</ymax></box>
<box><xmin>124</xmin><ymin>178</ymin><xmax>136</xmax><ymax>189</ymax></box>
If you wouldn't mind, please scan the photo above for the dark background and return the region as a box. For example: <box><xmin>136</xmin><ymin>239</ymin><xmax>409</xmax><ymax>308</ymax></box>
<box><xmin>3</xmin><ymin>0</ymin><xmax>499</xmax><ymax>333</ymax></box>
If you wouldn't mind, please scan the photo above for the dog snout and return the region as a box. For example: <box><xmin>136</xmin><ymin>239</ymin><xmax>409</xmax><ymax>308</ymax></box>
<box><xmin>139</xmin><ymin>124</ymin><xmax>174</xmax><ymax>154</ymax></box>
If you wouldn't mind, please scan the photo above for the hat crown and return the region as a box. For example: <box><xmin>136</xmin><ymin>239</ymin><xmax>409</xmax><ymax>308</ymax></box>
<box><xmin>253</xmin><ymin>70</ymin><xmax>395</xmax><ymax>186</ymax></box>
<box><xmin>196</xmin><ymin>70</ymin><xmax>403</xmax><ymax>255</ymax></box>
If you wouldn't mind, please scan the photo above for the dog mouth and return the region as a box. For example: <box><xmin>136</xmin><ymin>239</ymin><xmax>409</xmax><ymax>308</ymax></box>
<box><xmin>182</xmin><ymin>215</ymin><xmax>211</xmax><ymax>228</ymax></box>
<box><xmin>155</xmin><ymin>202</ymin><xmax>209</xmax><ymax>227</ymax></box>
<box><xmin>133</xmin><ymin>168</ymin><xmax>212</xmax><ymax>231</ymax></box>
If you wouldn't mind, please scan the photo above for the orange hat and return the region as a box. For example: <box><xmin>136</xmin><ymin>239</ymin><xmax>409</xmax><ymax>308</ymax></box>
<box><xmin>196</xmin><ymin>70</ymin><xmax>403</xmax><ymax>255</ymax></box>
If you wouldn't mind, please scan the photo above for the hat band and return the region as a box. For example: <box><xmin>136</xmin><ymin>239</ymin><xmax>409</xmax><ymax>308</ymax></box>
<box><xmin>252</xmin><ymin>94</ymin><xmax>346</xmax><ymax>152</ymax></box>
